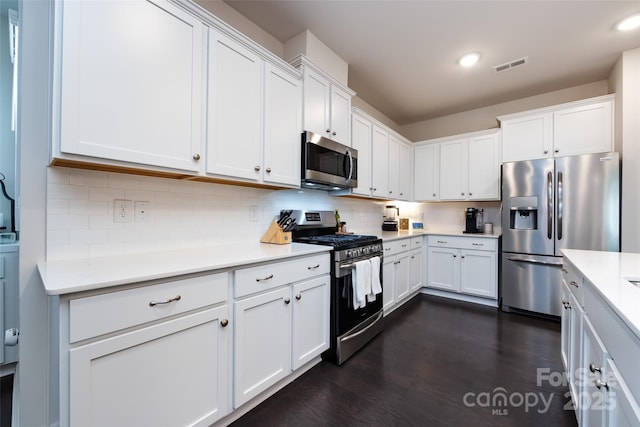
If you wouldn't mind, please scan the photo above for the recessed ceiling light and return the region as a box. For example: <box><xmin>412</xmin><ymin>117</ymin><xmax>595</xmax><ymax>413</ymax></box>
<box><xmin>617</xmin><ymin>13</ymin><xmax>640</xmax><ymax>31</ymax></box>
<box><xmin>459</xmin><ymin>52</ymin><xmax>480</xmax><ymax>67</ymax></box>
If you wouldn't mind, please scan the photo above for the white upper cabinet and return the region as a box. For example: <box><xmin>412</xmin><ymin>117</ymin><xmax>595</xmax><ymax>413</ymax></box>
<box><xmin>413</xmin><ymin>143</ymin><xmax>439</xmax><ymax>201</ymax></box>
<box><xmin>387</xmin><ymin>134</ymin><xmax>400</xmax><ymax>199</ymax></box>
<box><xmin>263</xmin><ymin>64</ymin><xmax>303</xmax><ymax>187</ymax></box>
<box><xmin>292</xmin><ymin>57</ymin><xmax>354</xmax><ymax>146</ymax></box>
<box><xmin>398</xmin><ymin>140</ymin><xmax>411</xmax><ymax>201</ymax></box>
<box><xmin>415</xmin><ymin>129</ymin><xmax>501</xmax><ymax>202</ymax></box>
<box><xmin>56</xmin><ymin>0</ymin><xmax>204</xmax><ymax>172</ymax></box>
<box><xmin>499</xmin><ymin>95</ymin><xmax>614</xmax><ymax>163</ymax></box>
<box><xmin>371</xmin><ymin>125</ymin><xmax>390</xmax><ymax>198</ymax></box>
<box><xmin>351</xmin><ymin>112</ymin><xmax>373</xmax><ymax>197</ymax></box>
<box><xmin>207</xmin><ymin>29</ymin><xmax>263</xmax><ymax>181</ymax></box>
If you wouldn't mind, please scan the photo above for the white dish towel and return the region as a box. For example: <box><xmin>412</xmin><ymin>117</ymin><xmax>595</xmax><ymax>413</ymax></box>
<box><xmin>369</xmin><ymin>256</ymin><xmax>382</xmax><ymax>301</ymax></box>
<box><xmin>352</xmin><ymin>259</ymin><xmax>371</xmax><ymax>309</ymax></box>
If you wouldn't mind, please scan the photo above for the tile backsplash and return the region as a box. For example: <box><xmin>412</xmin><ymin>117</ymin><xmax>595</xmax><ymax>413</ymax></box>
<box><xmin>46</xmin><ymin>167</ymin><xmax>391</xmax><ymax>260</ymax></box>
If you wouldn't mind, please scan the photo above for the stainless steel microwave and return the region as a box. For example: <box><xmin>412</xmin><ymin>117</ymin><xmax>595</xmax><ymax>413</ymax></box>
<box><xmin>301</xmin><ymin>131</ymin><xmax>358</xmax><ymax>191</ymax></box>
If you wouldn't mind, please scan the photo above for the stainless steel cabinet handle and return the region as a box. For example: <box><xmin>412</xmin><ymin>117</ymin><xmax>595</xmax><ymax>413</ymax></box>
<box><xmin>149</xmin><ymin>295</ymin><xmax>181</xmax><ymax>307</ymax></box>
<box><xmin>254</xmin><ymin>165</ymin><xmax>261</xmax><ymax>172</ymax></box>
<box><xmin>295</xmin><ymin>293</ymin><xmax>302</xmax><ymax>300</ymax></box>
<box><xmin>437</xmin><ymin>240</ymin><xmax>447</xmax><ymax>244</ymax></box>
<box><xmin>193</xmin><ymin>153</ymin><xmax>201</xmax><ymax>160</ymax></box>
<box><xmin>307</xmin><ymin>264</ymin><xmax>320</xmax><ymax>270</ymax></box>
<box><xmin>284</xmin><ymin>298</ymin><xmax>291</xmax><ymax>304</ymax></box>
<box><xmin>220</xmin><ymin>319</ymin><xmax>229</xmax><ymax>327</ymax></box>
<box><xmin>589</xmin><ymin>363</ymin><xmax>602</xmax><ymax>374</ymax></box>
<box><xmin>472</xmin><ymin>243</ymin><xmax>484</xmax><ymax>246</ymax></box>
<box><xmin>256</xmin><ymin>274</ymin><xmax>274</xmax><ymax>282</ymax></box>
<box><xmin>595</xmin><ymin>379</ymin><xmax>609</xmax><ymax>390</ymax></box>
<box><xmin>266</xmin><ymin>167</ymin><xmax>271</xmax><ymax>173</ymax></box>
<box><xmin>401</xmin><ymin>244</ymin><xmax>407</xmax><ymax>247</ymax></box>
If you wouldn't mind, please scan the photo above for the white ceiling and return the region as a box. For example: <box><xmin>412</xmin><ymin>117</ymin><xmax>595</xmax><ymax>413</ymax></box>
<box><xmin>223</xmin><ymin>0</ymin><xmax>640</xmax><ymax>125</ymax></box>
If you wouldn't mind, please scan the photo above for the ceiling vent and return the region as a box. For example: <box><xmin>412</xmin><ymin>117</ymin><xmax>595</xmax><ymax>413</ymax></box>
<box><xmin>493</xmin><ymin>56</ymin><xmax>529</xmax><ymax>73</ymax></box>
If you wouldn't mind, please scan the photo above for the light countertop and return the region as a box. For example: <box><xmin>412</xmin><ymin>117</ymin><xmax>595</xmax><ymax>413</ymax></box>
<box><xmin>353</xmin><ymin>228</ymin><xmax>501</xmax><ymax>242</ymax></box>
<box><xmin>562</xmin><ymin>249</ymin><xmax>640</xmax><ymax>339</ymax></box>
<box><xmin>38</xmin><ymin>242</ymin><xmax>331</xmax><ymax>296</ymax></box>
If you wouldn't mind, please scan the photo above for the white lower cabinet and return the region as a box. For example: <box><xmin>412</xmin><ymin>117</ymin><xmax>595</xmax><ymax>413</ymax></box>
<box><xmin>426</xmin><ymin>235</ymin><xmax>498</xmax><ymax>302</ymax></box>
<box><xmin>561</xmin><ymin>256</ymin><xmax>640</xmax><ymax>427</ymax></box>
<box><xmin>233</xmin><ymin>254</ymin><xmax>330</xmax><ymax>408</ymax></box>
<box><xmin>382</xmin><ymin>237</ymin><xmax>422</xmax><ymax>315</ymax></box>
<box><xmin>62</xmin><ymin>273</ymin><xmax>231</xmax><ymax>427</ymax></box>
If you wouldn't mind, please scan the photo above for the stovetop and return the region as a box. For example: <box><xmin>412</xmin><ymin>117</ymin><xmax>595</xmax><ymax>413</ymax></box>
<box><xmin>295</xmin><ymin>234</ymin><xmax>380</xmax><ymax>249</ymax></box>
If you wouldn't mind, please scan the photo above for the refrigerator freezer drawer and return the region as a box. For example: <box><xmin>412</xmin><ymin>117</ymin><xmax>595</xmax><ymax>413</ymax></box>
<box><xmin>501</xmin><ymin>253</ymin><xmax>563</xmax><ymax>317</ymax></box>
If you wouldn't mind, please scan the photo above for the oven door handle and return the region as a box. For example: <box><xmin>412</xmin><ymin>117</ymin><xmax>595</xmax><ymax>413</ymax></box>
<box><xmin>341</xmin><ymin>311</ymin><xmax>384</xmax><ymax>343</ymax></box>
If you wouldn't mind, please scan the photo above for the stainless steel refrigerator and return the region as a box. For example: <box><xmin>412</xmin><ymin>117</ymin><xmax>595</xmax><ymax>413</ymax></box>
<box><xmin>501</xmin><ymin>152</ymin><xmax>620</xmax><ymax>317</ymax></box>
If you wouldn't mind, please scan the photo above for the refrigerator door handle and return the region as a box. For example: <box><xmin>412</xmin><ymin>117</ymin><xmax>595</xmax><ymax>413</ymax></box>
<box><xmin>547</xmin><ymin>171</ymin><xmax>553</xmax><ymax>240</ymax></box>
<box><xmin>557</xmin><ymin>171</ymin><xmax>563</xmax><ymax>241</ymax></box>
<box><xmin>507</xmin><ymin>256</ymin><xmax>563</xmax><ymax>267</ymax></box>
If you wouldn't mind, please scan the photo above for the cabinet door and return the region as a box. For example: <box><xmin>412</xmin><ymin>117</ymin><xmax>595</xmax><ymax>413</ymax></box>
<box><xmin>69</xmin><ymin>307</ymin><xmax>230</xmax><ymax>427</ymax></box>
<box><xmin>414</xmin><ymin>143</ymin><xmax>439</xmax><ymax>201</ymax></box>
<box><xmin>394</xmin><ymin>252</ymin><xmax>410</xmax><ymax>302</ymax></box>
<box><xmin>553</xmin><ymin>101</ymin><xmax>613</xmax><ymax>157</ymax></box>
<box><xmin>501</xmin><ymin>113</ymin><xmax>553</xmax><ymax>162</ymax></box>
<box><xmin>387</xmin><ymin>134</ymin><xmax>400</xmax><ymax>199</ymax></box>
<box><xmin>409</xmin><ymin>249</ymin><xmax>423</xmax><ymax>292</ymax></box>
<box><xmin>604</xmin><ymin>359</ymin><xmax>640</xmax><ymax>427</ymax></box>
<box><xmin>263</xmin><ymin>64</ymin><xmax>302</xmax><ymax>187</ymax></box>
<box><xmin>459</xmin><ymin>249</ymin><xmax>496</xmax><ymax>298</ymax></box>
<box><xmin>302</xmin><ymin>68</ymin><xmax>330</xmax><ymax>137</ymax></box>
<box><xmin>582</xmin><ymin>317</ymin><xmax>608</xmax><ymax>427</ymax></box>
<box><xmin>351</xmin><ymin>113</ymin><xmax>373</xmax><ymax>196</ymax></box>
<box><xmin>438</xmin><ymin>139</ymin><xmax>467</xmax><ymax>200</ymax></box>
<box><xmin>468</xmin><ymin>133</ymin><xmax>500</xmax><ymax>200</ymax></box>
<box><xmin>371</xmin><ymin>125</ymin><xmax>389</xmax><ymax>198</ymax></box>
<box><xmin>234</xmin><ymin>287</ymin><xmax>291</xmax><ymax>407</ymax></box>
<box><xmin>207</xmin><ymin>30</ymin><xmax>263</xmax><ymax>181</ymax></box>
<box><xmin>382</xmin><ymin>256</ymin><xmax>395</xmax><ymax>312</ymax></box>
<box><xmin>58</xmin><ymin>0</ymin><xmax>203</xmax><ymax>171</ymax></box>
<box><xmin>427</xmin><ymin>247</ymin><xmax>458</xmax><ymax>291</ymax></box>
<box><xmin>569</xmin><ymin>290</ymin><xmax>584</xmax><ymax>403</ymax></box>
<box><xmin>292</xmin><ymin>276</ymin><xmax>330</xmax><ymax>370</ymax></box>
<box><xmin>398</xmin><ymin>140</ymin><xmax>411</xmax><ymax>200</ymax></box>
<box><xmin>561</xmin><ymin>283</ymin><xmax>571</xmax><ymax>371</ymax></box>
<box><xmin>329</xmin><ymin>86</ymin><xmax>351</xmax><ymax>145</ymax></box>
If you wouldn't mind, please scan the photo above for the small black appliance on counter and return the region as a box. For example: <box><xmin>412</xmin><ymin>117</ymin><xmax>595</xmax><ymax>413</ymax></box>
<box><xmin>464</xmin><ymin>207</ymin><xmax>484</xmax><ymax>233</ymax></box>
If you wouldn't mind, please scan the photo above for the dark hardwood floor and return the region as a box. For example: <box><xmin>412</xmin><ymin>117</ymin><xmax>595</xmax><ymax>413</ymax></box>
<box><xmin>231</xmin><ymin>294</ymin><xmax>578</xmax><ymax>427</ymax></box>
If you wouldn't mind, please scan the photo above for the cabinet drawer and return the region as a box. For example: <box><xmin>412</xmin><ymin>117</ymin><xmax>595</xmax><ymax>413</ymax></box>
<box><xmin>235</xmin><ymin>254</ymin><xmax>330</xmax><ymax>298</ymax></box>
<box><xmin>427</xmin><ymin>235</ymin><xmax>496</xmax><ymax>251</ymax></box>
<box><xmin>383</xmin><ymin>239</ymin><xmax>410</xmax><ymax>257</ymax></box>
<box><xmin>410</xmin><ymin>237</ymin><xmax>424</xmax><ymax>250</ymax></box>
<box><xmin>70</xmin><ymin>272</ymin><xmax>228</xmax><ymax>343</ymax></box>
<box><xmin>562</xmin><ymin>261</ymin><xmax>584</xmax><ymax>306</ymax></box>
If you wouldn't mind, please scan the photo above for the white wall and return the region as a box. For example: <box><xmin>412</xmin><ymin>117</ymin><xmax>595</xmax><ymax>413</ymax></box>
<box><xmin>609</xmin><ymin>48</ymin><xmax>640</xmax><ymax>253</ymax></box>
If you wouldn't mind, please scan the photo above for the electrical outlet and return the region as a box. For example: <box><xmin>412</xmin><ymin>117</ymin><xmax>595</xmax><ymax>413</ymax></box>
<box><xmin>113</xmin><ymin>199</ymin><xmax>134</xmax><ymax>223</ymax></box>
<box><xmin>249</xmin><ymin>205</ymin><xmax>258</xmax><ymax>222</ymax></box>
<box><xmin>134</xmin><ymin>201</ymin><xmax>150</xmax><ymax>223</ymax></box>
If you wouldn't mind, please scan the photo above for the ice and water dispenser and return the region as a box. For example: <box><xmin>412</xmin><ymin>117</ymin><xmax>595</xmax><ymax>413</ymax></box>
<box><xmin>509</xmin><ymin>196</ymin><xmax>538</xmax><ymax>230</ymax></box>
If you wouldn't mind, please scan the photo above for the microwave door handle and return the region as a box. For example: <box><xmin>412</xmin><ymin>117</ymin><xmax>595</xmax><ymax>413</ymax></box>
<box><xmin>557</xmin><ymin>171</ymin><xmax>563</xmax><ymax>241</ymax></box>
<box><xmin>346</xmin><ymin>148</ymin><xmax>353</xmax><ymax>183</ymax></box>
<box><xmin>547</xmin><ymin>171</ymin><xmax>553</xmax><ymax>240</ymax></box>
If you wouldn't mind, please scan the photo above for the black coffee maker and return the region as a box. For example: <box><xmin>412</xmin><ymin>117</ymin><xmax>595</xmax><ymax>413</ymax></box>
<box><xmin>464</xmin><ymin>208</ymin><xmax>484</xmax><ymax>233</ymax></box>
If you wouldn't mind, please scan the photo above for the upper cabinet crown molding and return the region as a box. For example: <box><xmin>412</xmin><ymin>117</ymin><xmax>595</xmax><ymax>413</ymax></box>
<box><xmin>288</xmin><ymin>54</ymin><xmax>356</xmax><ymax>97</ymax></box>
<box><xmin>496</xmin><ymin>94</ymin><xmax>615</xmax><ymax>123</ymax></box>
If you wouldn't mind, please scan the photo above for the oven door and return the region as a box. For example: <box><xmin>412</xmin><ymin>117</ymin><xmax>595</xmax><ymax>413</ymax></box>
<box><xmin>301</xmin><ymin>131</ymin><xmax>358</xmax><ymax>190</ymax></box>
<box><xmin>331</xmin><ymin>255</ymin><xmax>384</xmax><ymax>364</ymax></box>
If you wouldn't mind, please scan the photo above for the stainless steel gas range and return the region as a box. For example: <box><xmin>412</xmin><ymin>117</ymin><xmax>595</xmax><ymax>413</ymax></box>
<box><xmin>289</xmin><ymin>210</ymin><xmax>384</xmax><ymax>365</ymax></box>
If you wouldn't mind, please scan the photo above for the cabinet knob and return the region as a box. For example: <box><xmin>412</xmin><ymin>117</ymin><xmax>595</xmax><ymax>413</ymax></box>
<box><xmin>284</xmin><ymin>298</ymin><xmax>291</xmax><ymax>305</ymax></box>
<box><xmin>453</xmin><ymin>254</ymin><xmax>457</xmax><ymax>258</ymax></box>
<box><xmin>220</xmin><ymin>319</ymin><xmax>229</xmax><ymax>327</ymax></box>
<box><xmin>562</xmin><ymin>268</ymin><xmax>568</xmax><ymax>274</ymax></box>
<box><xmin>326</xmin><ymin>129</ymin><xmax>331</xmax><ymax>133</ymax></box>
<box><xmin>400</xmin><ymin>193</ymin><xmax>404</xmax><ymax>196</ymax></box>
<box><xmin>461</xmin><ymin>255</ymin><xmax>465</xmax><ymax>259</ymax></box>
<box><xmin>373</xmin><ymin>188</ymin><xmax>377</xmax><ymax>191</ymax></box>
<box><xmin>569</xmin><ymin>281</ymin><xmax>579</xmax><ymax>288</ymax></box>
<box><xmin>332</xmin><ymin>131</ymin><xmax>337</xmax><ymax>136</ymax></box>
<box><xmin>461</xmin><ymin>192</ymin><xmax>465</xmax><ymax>196</ymax></box>
<box><xmin>295</xmin><ymin>293</ymin><xmax>302</xmax><ymax>300</ymax></box>
<box><xmin>266</xmin><ymin>167</ymin><xmax>272</xmax><ymax>173</ymax></box>
<box><xmin>589</xmin><ymin>363</ymin><xmax>602</xmax><ymax>374</ymax></box>
<box><xmin>469</xmin><ymin>192</ymin><xmax>473</xmax><ymax>196</ymax></box>
<box><xmin>389</xmin><ymin>191</ymin><xmax>393</xmax><ymax>194</ymax></box>
<box><xmin>544</xmin><ymin>150</ymin><xmax>549</xmax><ymax>154</ymax></box>
<box><xmin>555</xmin><ymin>149</ymin><xmax>560</xmax><ymax>153</ymax></box>
<box><xmin>433</xmin><ymin>193</ymin><xmax>436</xmax><ymax>197</ymax></box>
<box><xmin>193</xmin><ymin>153</ymin><xmax>201</xmax><ymax>160</ymax></box>
<box><xmin>254</xmin><ymin>165</ymin><xmax>261</xmax><ymax>172</ymax></box>
<box><xmin>595</xmin><ymin>379</ymin><xmax>609</xmax><ymax>390</ymax></box>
